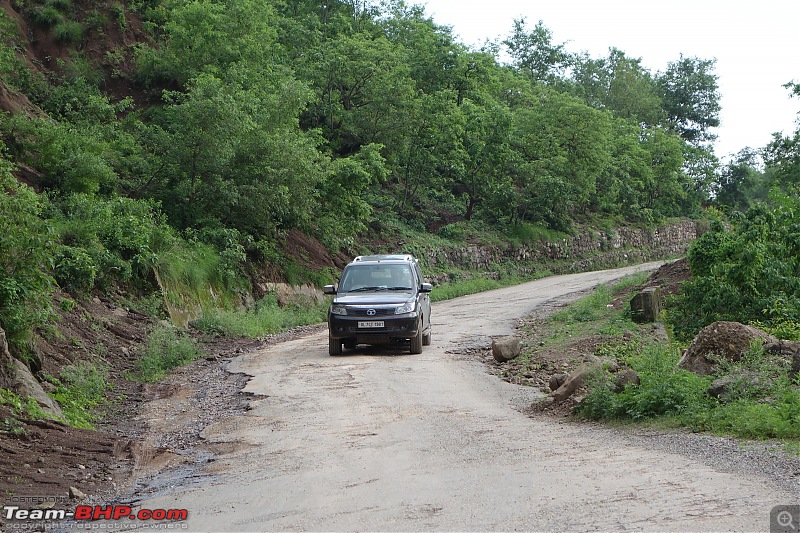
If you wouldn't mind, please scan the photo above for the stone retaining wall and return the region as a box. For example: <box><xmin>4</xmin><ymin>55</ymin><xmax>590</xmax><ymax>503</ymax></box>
<box><xmin>420</xmin><ymin>220</ymin><xmax>700</xmax><ymax>273</ymax></box>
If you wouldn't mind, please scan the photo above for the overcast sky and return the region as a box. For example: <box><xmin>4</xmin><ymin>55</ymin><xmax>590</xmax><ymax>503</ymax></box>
<box><xmin>420</xmin><ymin>0</ymin><xmax>800</xmax><ymax>160</ymax></box>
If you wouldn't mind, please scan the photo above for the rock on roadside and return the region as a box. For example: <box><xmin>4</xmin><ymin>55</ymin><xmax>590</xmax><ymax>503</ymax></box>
<box><xmin>492</xmin><ymin>336</ymin><xmax>521</xmax><ymax>362</ymax></box>
<box><xmin>678</xmin><ymin>321</ymin><xmax>775</xmax><ymax>376</ymax></box>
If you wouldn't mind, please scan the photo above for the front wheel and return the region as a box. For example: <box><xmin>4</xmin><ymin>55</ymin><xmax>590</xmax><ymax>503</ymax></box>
<box><xmin>329</xmin><ymin>336</ymin><xmax>343</xmax><ymax>356</ymax></box>
<box><xmin>410</xmin><ymin>331</ymin><xmax>423</xmax><ymax>354</ymax></box>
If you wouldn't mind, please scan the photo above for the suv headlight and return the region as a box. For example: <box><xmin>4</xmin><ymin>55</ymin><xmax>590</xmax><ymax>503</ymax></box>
<box><xmin>330</xmin><ymin>304</ymin><xmax>347</xmax><ymax>316</ymax></box>
<box><xmin>395</xmin><ymin>300</ymin><xmax>416</xmax><ymax>314</ymax></box>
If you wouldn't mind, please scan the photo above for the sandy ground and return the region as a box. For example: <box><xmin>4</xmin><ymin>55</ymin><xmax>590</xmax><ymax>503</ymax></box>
<box><xmin>127</xmin><ymin>262</ymin><xmax>793</xmax><ymax>531</ymax></box>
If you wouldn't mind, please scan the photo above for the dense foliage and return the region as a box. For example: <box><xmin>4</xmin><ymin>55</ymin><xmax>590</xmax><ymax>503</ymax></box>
<box><xmin>668</xmin><ymin>192</ymin><xmax>800</xmax><ymax>341</ymax></box>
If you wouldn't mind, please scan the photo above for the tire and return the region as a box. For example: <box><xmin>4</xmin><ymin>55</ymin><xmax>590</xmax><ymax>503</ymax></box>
<box><xmin>329</xmin><ymin>336</ymin><xmax>343</xmax><ymax>356</ymax></box>
<box><xmin>410</xmin><ymin>331</ymin><xmax>423</xmax><ymax>354</ymax></box>
<box><xmin>422</xmin><ymin>329</ymin><xmax>431</xmax><ymax>346</ymax></box>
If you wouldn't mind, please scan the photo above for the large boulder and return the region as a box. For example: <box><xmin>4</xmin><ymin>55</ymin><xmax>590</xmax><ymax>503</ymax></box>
<box><xmin>0</xmin><ymin>326</ymin><xmax>63</xmax><ymax>418</ymax></box>
<box><xmin>678</xmin><ymin>321</ymin><xmax>776</xmax><ymax>376</ymax></box>
<box><xmin>492</xmin><ymin>336</ymin><xmax>521</xmax><ymax>362</ymax></box>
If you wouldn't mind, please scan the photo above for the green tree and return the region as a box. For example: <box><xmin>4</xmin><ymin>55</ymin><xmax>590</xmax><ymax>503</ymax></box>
<box><xmin>668</xmin><ymin>193</ymin><xmax>800</xmax><ymax>340</ymax></box>
<box><xmin>657</xmin><ymin>55</ymin><xmax>721</xmax><ymax>147</ymax></box>
<box><xmin>571</xmin><ymin>48</ymin><xmax>664</xmax><ymax>126</ymax></box>
<box><xmin>511</xmin><ymin>88</ymin><xmax>611</xmax><ymax>228</ymax></box>
<box><xmin>455</xmin><ymin>99</ymin><xmax>512</xmax><ymax>220</ymax></box>
<box><xmin>503</xmin><ymin>18</ymin><xmax>571</xmax><ymax>85</ymax></box>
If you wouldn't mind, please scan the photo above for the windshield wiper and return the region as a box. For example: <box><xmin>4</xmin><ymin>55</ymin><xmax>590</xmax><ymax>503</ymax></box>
<box><xmin>387</xmin><ymin>286</ymin><xmax>413</xmax><ymax>291</ymax></box>
<box><xmin>347</xmin><ymin>286</ymin><xmax>387</xmax><ymax>292</ymax></box>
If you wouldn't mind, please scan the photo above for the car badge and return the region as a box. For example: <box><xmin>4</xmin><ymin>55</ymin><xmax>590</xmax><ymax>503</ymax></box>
<box><xmin>367</xmin><ymin>309</ymin><xmax>376</xmax><ymax>316</ymax></box>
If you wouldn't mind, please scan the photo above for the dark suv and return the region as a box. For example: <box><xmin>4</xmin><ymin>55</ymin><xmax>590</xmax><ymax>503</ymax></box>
<box><xmin>323</xmin><ymin>254</ymin><xmax>432</xmax><ymax>355</ymax></box>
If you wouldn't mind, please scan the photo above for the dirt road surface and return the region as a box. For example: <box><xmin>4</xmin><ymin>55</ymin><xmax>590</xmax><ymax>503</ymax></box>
<box><xmin>138</xmin><ymin>262</ymin><xmax>791</xmax><ymax>531</ymax></box>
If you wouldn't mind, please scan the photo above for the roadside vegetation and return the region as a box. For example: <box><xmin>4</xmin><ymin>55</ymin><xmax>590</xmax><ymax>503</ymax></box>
<box><xmin>526</xmin><ymin>267</ymin><xmax>800</xmax><ymax>445</ymax></box>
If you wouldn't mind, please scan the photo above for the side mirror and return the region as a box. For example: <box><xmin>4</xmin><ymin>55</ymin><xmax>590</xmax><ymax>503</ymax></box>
<box><xmin>323</xmin><ymin>285</ymin><xmax>337</xmax><ymax>295</ymax></box>
<box><xmin>420</xmin><ymin>283</ymin><xmax>432</xmax><ymax>293</ymax></box>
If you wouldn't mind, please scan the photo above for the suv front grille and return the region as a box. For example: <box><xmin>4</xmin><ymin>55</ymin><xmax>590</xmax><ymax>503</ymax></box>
<box><xmin>348</xmin><ymin>306</ymin><xmax>395</xmax><ymax>317</ymax></box>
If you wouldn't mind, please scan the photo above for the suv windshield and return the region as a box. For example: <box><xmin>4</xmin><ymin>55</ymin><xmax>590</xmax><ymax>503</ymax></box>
<box><xmin>339</xmin><ymin>264</ymin><xmax>415</xmax><ymax>293</ymax></box>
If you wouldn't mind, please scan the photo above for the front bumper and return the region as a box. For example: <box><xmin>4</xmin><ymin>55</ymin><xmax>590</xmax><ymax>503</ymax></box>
<box><xmin>328</xmin><ymin>312</ymin><xmax>420</xmax><ymax>341</ymax></box>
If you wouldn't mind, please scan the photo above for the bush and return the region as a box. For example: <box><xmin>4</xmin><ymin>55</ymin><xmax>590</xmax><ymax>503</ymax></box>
<box><xmin>34</xmin><ymin>6</ymin><xmax>63</xmax><ymax>26</ymax></box>
<box><xmin>54</xmin><ymin>245</ymin><xmax>97</xmax><ymax>293</ymax></box>
<box><xmin>578</xmin><ymin>340</ymin><xmax>800</xmax><ymax>440</ymax></box>
<box><xmin>578</xmin><ymin>344</ymin><xmax>713</xmax><ymax>421</ymax></box>
<box><xmin>49</xmin><ymin>360</ymin><xmax>109</xmax><ymax>428</ymax></box>
<box><xmin>52</xmin><ymin>194</ymin><xmax>177</xmax><ymax>290</ymax></box>
<box><xmin>668</xmin><ymin>195</ymin><xmax>800</xmax><ymax>341</ymax></box>
<box><xmin>53</xmin><ymin>21</ymin><xmax>83</xmax><ymax>44</ymax></box>
<box><xmin>136</xmin><ymin>324</ymin><xmax>202</xmax><ymax>382</ymax></box>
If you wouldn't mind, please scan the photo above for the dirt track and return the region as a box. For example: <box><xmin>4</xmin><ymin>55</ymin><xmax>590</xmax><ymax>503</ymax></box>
<box><xmin>137</xmin><ymin>262</ymin><xmax>792</xmax><ymax>531</ymax></box>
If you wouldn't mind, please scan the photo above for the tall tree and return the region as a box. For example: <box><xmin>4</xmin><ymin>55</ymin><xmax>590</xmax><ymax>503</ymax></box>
<box><xmin>571</xmin><ymin>49</ymin><xmax>663</xmax><ymax>126</ymax></box>
<box><xmin>503</xmin><ymin>18</ymin><xmax>571</xmax><ymax>85</ymax></box>
<box><xmin>455</xmin><ymin>99</ymin><xmax>513</xmax><ymax>220</ymax></box>
<box><xmin>657</xmin><ymin>56</ymin><xmax>721</xmax><ymax>147</ymax></box>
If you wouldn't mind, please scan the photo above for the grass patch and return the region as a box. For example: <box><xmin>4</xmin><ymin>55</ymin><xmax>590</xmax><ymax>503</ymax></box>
<box><xmin>429</xmin><ymin>269</ymin><xmax>552</xmax><ymax>302</ymax></box>
<box><xmin>578</xmin><ymin>344</ymin><xmax>713</xmax><ymax>421</ymax></box>
<box><xmin>508</xmin><ymin>222</ymin><xmax>571</xmax><ymax>246</ymax></box>
<box><xmin>47</xmin><ymin>360</ymin><xmax>110</xmax><ymax>429</ymax></box>
<box><xmin>53</xmin><ymin>20</ymin><xmax>84</xmax><ymax>43</ymax></box>
<box><xmin>1</xmin><ymin>389</ymin><xmax>51</xmax><ymax>435</ymax></box>
<box><xmin>193</xmin><ymin>295</ymin><xmax>328</xmax><ymax>338</ymax></box>
<box><xmin>135</xmin><ymin>324</ymin><xmax>203</xmax><ymax>382</ymax></box>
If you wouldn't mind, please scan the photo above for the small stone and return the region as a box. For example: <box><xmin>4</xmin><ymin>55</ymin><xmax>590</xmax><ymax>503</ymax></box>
<box><xmin>549</xmin><ymin>373</ymin><xmax>570</xmax><ymax>391</ymax></box>
<box><xmin>69</xmin><ymin>486</ymin><xmax>87</xmax><ymax>500</ymax></box>
<box><xmin>77</xmin><ymin>464</ymin><xmax>86</xmax><ymax>470</ymax></box>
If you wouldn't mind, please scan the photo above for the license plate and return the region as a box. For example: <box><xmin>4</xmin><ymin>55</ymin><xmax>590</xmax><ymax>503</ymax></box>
<box><xmin>358</xmin><ymin>321</ymin><xmax>384</xmax><ymax>328</ymax></box>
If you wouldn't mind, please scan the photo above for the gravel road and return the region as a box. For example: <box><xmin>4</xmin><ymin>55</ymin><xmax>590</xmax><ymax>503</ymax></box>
<box><xmin>139</xmin><ymin>262</ymin><xmax>795</xmax><ymax>531</ymax></box>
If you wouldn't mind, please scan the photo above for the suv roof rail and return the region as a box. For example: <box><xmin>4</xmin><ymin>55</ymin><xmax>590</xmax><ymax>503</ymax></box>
<box><xmin>353</xmin><ymin>254</ymin><xmax>415</xmax><ymax>263</ymax></box>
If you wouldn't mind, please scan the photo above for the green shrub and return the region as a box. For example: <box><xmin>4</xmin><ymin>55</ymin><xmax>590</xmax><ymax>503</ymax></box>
<box><xmin>0</xmin><ymin>388</ymin><xmax>50</xmax><ymax>422</ymax></box>
<box><xmin>110</xmin><ymin>2</ymin><xmax>127</xmax><ymax>30</ymax></box>
<box><xmin>667</xmin><ymin>195</ymin><xmax>800</xmax><ymax>341</ymax></box>
<box><xmin>54</xmin><ymin>245</ymin><xmax>97</xmax><ymax>293</ymax></box>
<box><xmin>578</xmin><ymin>344</ymin><xmax>713</xmax><ymax>421</ymax></box>
<box><xmin>49</xmin><ymin>360</ymin><xmax>109</xmax><ymax>428</ymax></box>
<box><xmin>52</xmin><ymin>194</ymin><xmax>177</xmax><ymax>290</ymax></box>
<box><xmin>136</xmin><ymin>324</ymin><xmax>202</xmax><ymax>382</ymax></box>
<box><xmin>34</xmin><ymin>6</ymin><xmax>63</xmax><ymax>26</ymax></box>
<box><xmin>84</xmin><ymin>9</ymin><xmax>108</xmax><ymax>32</ymax></box>
<box><xmin>53</xmin><ymin>21</ymin><xmax>83</xmax><ymax>44</ymax></box>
